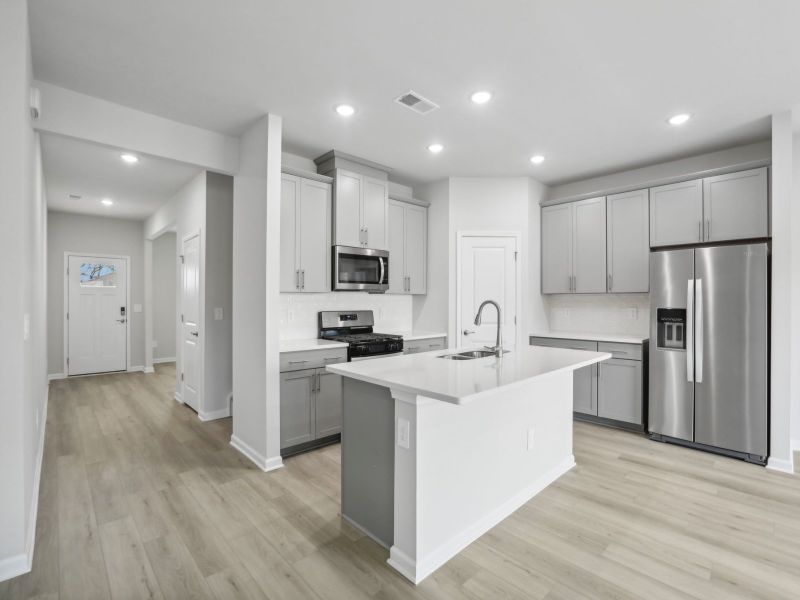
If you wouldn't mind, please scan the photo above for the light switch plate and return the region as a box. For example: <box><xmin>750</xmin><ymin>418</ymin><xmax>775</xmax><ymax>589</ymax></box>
<box><xmin>133</xmin><ymin>304</ymin><xmax>143</xmax><ymax>313</ymax></box>
<box><xmin>397</xmin><ymin>418</ymin><xmax>410</xmax><ymax>449</ymax></box>
<box><xmin>23</xmin><ymin>313</ymin><xmax>30</xmax><ymax>341</ymax></box>
<box><xmin>527</xmin><ymin>427</ymin><xmax>535</xmax><ymax>451</ymax></box>
<box><xmin>214</xmin><ymin>307</ymin><xmax>223</xmax><ymax>321</ymax></box>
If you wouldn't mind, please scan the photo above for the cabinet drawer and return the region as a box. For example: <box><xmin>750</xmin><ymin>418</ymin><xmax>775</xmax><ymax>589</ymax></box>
<box><xmin>597</xmin><ymin>341</ymin><xmax>642</xmax><ymax>361</ymax></box>
<box><xmin>280</xmin><ymin>348</ymin><xmax>347</xmax><ymax>372</ymax></box>
<box><xmin>530</xmin><ymin>337</ymin><xmax>598</xmax><ymax>352</ymax></box>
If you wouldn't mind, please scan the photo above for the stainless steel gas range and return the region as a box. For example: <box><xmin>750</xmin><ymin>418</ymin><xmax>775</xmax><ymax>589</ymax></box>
<box><xmin>318</xmin><ymin>310</ymin><xmax>403</xmax><ymax>361</ymax></box>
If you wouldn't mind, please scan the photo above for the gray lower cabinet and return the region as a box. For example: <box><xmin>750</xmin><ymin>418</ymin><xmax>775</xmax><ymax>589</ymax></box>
<box><xmin>404</xmin><ymin>336</ymin><xmax>446</xmax><ymax>354</ymax></box>
<box><xmin>280</xmin><ymin>349</ymin><xmax>346</xmax><ymax>453</ymax></box>
<box><xmin>530</xmin><ymin>336</ymin><xmax>647</xmax><ymax>429</ymax></box>
<box><xmin>315</xmin><ymin>370</ymin><xmax>343</xmax><ymax>438</ymax></box>
<box><xmin>597</xmin><ymin>358</ymin><xmax>642</xmax><ymax>424</ymax></box>
<box><xmin>279</xmin><ymin>369</ymin><xmax>316</xmax><ymax>448</ymax></box>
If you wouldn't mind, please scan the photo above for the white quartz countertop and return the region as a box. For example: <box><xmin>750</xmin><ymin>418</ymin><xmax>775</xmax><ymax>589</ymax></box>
<box><xmin>387</xmin><ymin>331</ymin><xmax>448</xmax><ymax>342</ymax></box>
<box><xmin>279</xmin><ymin>338</ymin><xmax>348</xmax><ymax>353</ymax></box>
<box><xmin>529</xmin><ymin>331</ymin><xmax>649</xmax><ymax>344</ymax></box>
<box><xmin>326</xmin><ymin>345</ymin><xmax>611</xmax><ymax>404</ymax></box>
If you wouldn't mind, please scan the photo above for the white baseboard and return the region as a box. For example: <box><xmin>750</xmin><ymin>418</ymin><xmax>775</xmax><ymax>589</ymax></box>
<box><xmin>174</xmin><ymin>391</ymin><xmax>183</xmax><ymax>403</ymax></box>
<box><xmin>47</xmin><ymin>373</ymin><xmax>65</xmax><ymax>381</ymax></box>
<box><xmin>152</xmin><ymin>357</ymin><xmax>176</xmax><ymax>364</ymax></box>
<box><xmin>230</xmin><ymin>435</ymin><xmax>283</xmax><ymax>472</ymax></box>
<box><xmin>1</xmin><ymin>385</ymin><xmax>48</xmax><ymax>582</ymax></box>
<box><xmin>390</xmin><ymin>455</ymin><xmax>576</xmax><ymax>585</ymax></box>
<box><xmin>767</xmin><ymin>456</ymin><xmax>794</xmax><ymax>474</ymax></box>
<box><xmin>342</xmin><ymin>514</ymin><xmax>390</xmax><ymax>549</ymax></box>
<box><xmin>791</xmin><ymin>438</ymin><xmax>800</xmax><ymax>453</ymax></box>
<box><xmin>198</xmin><ymin>407</ymin><xmax>231</xmax><ymax>421</ymax></box>
<box><xmin>143</xmin><ymin>367</ymin><xmax>155</xmax><ymax>374</ymax></box>
<box><xmin>128</xmin><ymin>365</ymin><xmax>145</xmax><ymax>373</ymax></box>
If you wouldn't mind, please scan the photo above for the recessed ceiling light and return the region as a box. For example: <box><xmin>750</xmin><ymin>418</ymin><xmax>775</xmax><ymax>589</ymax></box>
<box><xmin>101</xmin><ymin>198</ymin><xmax>113</xmax><ymax>206</ymax></box>
<box><xmin>428</xmin><ymin>143</ymin><xmax>444</xmax><ymax>154</ymax></box>
<box><xmin>668</xmin><ymin>113</ymin><xmax>691</xmax><ymax>126</ymax></box>
<box><xmin>470</xmin><ymin>90</ymin><xmax>492</xmax><ymax>104</ymax></box>
<box><xmin>335</xmin><ymin>104</ymin><xmax>355</xmax><ymax>117</ymax></box>
<box><xmin>530</xmin><ymin>155</ymin><xmax>545</xmax><ymax>165</ymax></box>
<box><xmin>120</xmin><ymin>153</ymin><xmax>139</xmax><ymax>164</ymax></box>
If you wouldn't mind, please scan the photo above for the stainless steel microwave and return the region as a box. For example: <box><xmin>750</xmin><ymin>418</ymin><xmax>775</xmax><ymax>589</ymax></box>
<box><xmin>332</xmin><ymin>246</ymin><xmax>389</xmax><ymax>292</ymax></box>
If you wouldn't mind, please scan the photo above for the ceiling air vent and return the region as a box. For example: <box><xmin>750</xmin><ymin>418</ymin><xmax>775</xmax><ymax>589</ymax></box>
<box><xmin>394</xmin><ymin>90</ymin><xmax>439</xmax><ymax>115</ymax></box>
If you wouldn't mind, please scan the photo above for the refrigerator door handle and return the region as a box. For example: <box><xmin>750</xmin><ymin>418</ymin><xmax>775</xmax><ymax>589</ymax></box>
<box><xmin>695</xmin><ymin>278</ymin><xmax>703</xmax><ymax>383</ymax></box>
<box><xmin>686</xmin><ymin>278</ymin><xmax>694</xmax><ymax>382</ymax></box>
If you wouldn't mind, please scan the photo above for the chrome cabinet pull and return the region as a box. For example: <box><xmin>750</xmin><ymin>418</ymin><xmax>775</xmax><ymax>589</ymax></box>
<box><xmin>300</xmin><ymin>269</ymin><xmax>305</xmax><ymax>290</ymax></box>
<box><xmin>706</xmin><ymin>219</ymin><xmax>710</xmax><ymax>240</ymax></box>
<box><xmin>288</xmin><ymin>359</ymin><xmax>308</xmax><ymax>364</ymax></box>
<box><xmin>698</xmin><ymin>220</ymin><xmax>702</xmax><ymax>241</ymax></box>
<box><xmin>296</xmin><ymin>269</ymin><xmax>300</xmax><ymax>289</ymax></box>
<box><xmin>608</xmin><ymin>273</ymin><xmax>612</xmax><ymax>292</ymax></box>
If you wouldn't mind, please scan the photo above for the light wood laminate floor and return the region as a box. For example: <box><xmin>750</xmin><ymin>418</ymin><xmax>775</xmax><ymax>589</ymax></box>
<box><xmin>3</xmin><ymin>364</ymin><xmax>800</xmax><ymax>599</ymax></box>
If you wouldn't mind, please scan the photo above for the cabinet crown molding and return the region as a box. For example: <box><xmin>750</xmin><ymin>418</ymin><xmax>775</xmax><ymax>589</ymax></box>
<box><xmin>281</xmin><ymin>165</ymin><xmax>333</xmax><ymax>184</ymax></box>
<box><xmin>314</xmin><ymin>149</ymin><xmax>392</xmax><ymax>180</ymax></box>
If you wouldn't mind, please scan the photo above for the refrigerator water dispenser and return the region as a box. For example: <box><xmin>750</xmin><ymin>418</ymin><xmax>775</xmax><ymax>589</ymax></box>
<box><xmin>656</xmin><ymin>308</ymin><xmax>686</xmax><ymax>350</ymax></box>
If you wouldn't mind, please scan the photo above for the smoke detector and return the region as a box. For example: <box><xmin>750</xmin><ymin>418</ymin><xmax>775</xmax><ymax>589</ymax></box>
<box><xmin>394</xmin><ymin>90</ymin><xmax>439</xmax><ymax>115</ymax></box>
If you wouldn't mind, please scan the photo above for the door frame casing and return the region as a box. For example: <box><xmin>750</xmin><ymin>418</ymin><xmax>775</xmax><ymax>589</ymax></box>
<box><xmin>455</xmin><ymin>231</ymin><xmax>523</xmax><ymax>350</ymax></box>
<box><xmin>180</xmin><ymin>229</ymin><xmax>204</xmax><ymax>413</ymax></box>
<box><xmin>63</xmin><ymin>251</ymin><xmax>132</xmax><ymax>376</ymax></box>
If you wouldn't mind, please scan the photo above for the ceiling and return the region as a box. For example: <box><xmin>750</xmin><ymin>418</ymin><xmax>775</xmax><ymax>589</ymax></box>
<box><xmin>29</xmin><ymin>1</ymin><xmax>800</xmax><ymax>187</ymax></box>
<box><xmin>42</xmin><ymin>134</ymin><xmax>202</xmax><ymax>220</ymax></box>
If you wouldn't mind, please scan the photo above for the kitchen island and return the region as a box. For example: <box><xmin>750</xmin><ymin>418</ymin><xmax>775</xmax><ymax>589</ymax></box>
<box><xmin>326</xmin><ymin>344</ymin><xmax>610</xmax><ymax>584</ymax></box>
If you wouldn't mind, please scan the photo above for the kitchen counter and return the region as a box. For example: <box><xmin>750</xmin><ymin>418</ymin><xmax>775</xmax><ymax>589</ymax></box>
<box><xmin>279</xmin><ymin>338</ymin><xmax>348</xmax><ymax>353</ymax></box>
<box><xmin>530</xmin><ymin>330</ymin><xmax>649</xmax><ymax>344</ymax></box>
<box><xmin>327</xmin><ymin>344</ymin><xmax>609</xmax><ymax>404</ymax></box>
<box><xmin>331</xmin><ymin>344</ymin><xmax>610</xmax><ymax>584</ymax></box>
<box><xmin>386</xmin><ymin>331</ymin><xmax>447</xmax><ymax>342</ymax></box>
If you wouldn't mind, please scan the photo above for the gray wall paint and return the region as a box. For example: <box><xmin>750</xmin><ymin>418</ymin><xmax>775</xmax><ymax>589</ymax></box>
<box><xmin>47</xmin><ymin>212</ymin><xmax>145</xmax><ymax>373</ymax></box>
<box><xmin>152</xmin><ymin>232</ymin><xmax>176</xmax><ymax>360</ymax></box>
<box><xmin>0</xmin><ymin>0</ymin><xmax>49</xmax><ymax>567</ymax></box>
<box><xmin>204</xmin><ymin>172</ymin><xmax>234</xmax><ymax>414</ymax></box>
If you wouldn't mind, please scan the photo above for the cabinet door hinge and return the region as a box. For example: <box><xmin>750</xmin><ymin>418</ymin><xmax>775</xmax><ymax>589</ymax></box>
<box><xmin>179</xmin><ymin>254</ymin><xmax>185</xmax><ymax>264</ymax></box>
<box><xmin>66</xmin><ymin>357</ymin><xmax>70</xmax><ymax>366</ymax></box>
<box><xmin>181</xmin><ymin>372</ymin><xmax>184</xmax><ymax>381</ymax></box>
<box><xmin>514</xmin><ymin>251</ymin><xmax>518</xmax><ymax>261</ymax></box>
<box><xmin>181</xmin><ymin>314</ymin><xmax>184</xmax><ymax>323</ymax></box>
<box><xmin>66</xmin><ymin>312</ymin><xmax>69</xmax><ymax>320</ymax></box>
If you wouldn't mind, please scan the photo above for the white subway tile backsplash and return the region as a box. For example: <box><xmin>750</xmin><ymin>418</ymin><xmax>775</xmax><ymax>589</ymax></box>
<box><xmin>545</xmin><ymin>293</ymin><xmax>650</xmax><ymax>336</ymax></box>
<box><xmin>280</xmin><ymin>292</ymin><xmax>413</xmax><ymax>339</ymax></box>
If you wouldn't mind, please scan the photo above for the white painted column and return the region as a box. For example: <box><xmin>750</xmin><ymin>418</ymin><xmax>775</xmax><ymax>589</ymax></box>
<box><xmin>768</xmin><ymin>111</ymin><xmax>794</xmax><ymax>473</ymax></box>
<box><xmin>143</xmin><ymin>238</ymin><xmax>154</xmax><ymax>373</ymax></box>
<box><xmin>231</xmin><ymin>114</ymin><xmax>283</xmax><ymax>471</ymax></box>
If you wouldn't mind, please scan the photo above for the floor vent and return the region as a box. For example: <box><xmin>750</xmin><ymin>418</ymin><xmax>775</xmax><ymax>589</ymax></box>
<box><xmin>394</xmin><ymin>90</ymin><xmax>439</xmax><ymax>115</ymax></box>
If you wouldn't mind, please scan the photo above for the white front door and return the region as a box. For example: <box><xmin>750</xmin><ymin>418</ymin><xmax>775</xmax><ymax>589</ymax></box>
<box><xmin>67</xmin><ymin>255</ymin><xmax>128</xmax><ymax>375</ymax></box>
<box><xmin>458</xmin><ymin>235</ymin><xmax>518</xmax><ymax>349</ymax></box>
<box><xmin>181</xmin><ymin>233</ymin><xmax>201</xmax><ymax>411</ymax></box>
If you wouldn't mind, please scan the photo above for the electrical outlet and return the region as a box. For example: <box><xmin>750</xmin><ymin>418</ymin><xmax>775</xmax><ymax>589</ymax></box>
<box><xmin>527</xmin><ymin>427</ymin><xmax>535</xmax><ymax>450</ymax></box>
<box><xmin>214</xmin><ymin>307</ymin><xmax>224</xmax><ymax>321</ymax></box>
<box><xmin>288</xmin><ymin>310</ymin><xmax>295</xmax><ymax>322</ymax></box>
<box><xmin>627</xmin><ymin>307</ymin><xmax>638</xmax><ymax>320</ymax></box>
<box><xmin>23</xmin><ymin>313</ymin><xmax>30</xmax><ymax>341</ymax></box>
<box><xmin>397</xmin><ymin>418</ymin><xmax>410</xmax><ymax>449</ymax></box>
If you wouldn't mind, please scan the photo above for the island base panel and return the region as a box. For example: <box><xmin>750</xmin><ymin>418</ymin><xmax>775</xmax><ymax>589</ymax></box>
<box><xmin>341</xmin><ymin>378</ymin><xmax>395</xmax><ymax>548</ymax></box>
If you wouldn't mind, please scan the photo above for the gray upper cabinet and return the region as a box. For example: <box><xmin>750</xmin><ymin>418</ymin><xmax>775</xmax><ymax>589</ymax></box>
<box><xmin>333</xmin><ymin>169</ymin><xmax>388</xmax><ymax>250</ymax></box>
<box><xmin>606</xmin><ymin>189</ymin><xmax>649</xmax><ymax>293</ymax></box>
<box><xmin>541</xmin><ymin>197</ymin><xmax>605</xmax><ymax>294</ymax></box>
<box><xmin>541</xmin><ymin>203</ymin><xmax>573</xmax><ymax>294</ymax></box>
<box><xmin>597</xmin><ymin>358</ymin><xmax>642</xmax><ymax>424</ymax></box>
<box><xmin>573</xmin><ymin>197</ymin><xmax>606</xmax><ymax>293</ymax></box>
<box><xmin>280</xmin><ymin>174</ymin><xmax>331</xmax><ymax>293</ymax></box>
<box><xmin>388</xmin><ymin>199</ymin><xmax>427</xmax><ymax>294</ymax></box>
<box><xmin>703</xmin><ymin>167</ymin><xmax>768</xmax><ymax>242</ymax></box>
<box><xmin>649</xmin><ymin>179</ymin><xmax>703</xmax><ymax>247</ymax></box>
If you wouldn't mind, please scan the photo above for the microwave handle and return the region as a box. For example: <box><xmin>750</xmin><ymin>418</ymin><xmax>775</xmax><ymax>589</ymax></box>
<box><xmin>379</xmin><ymin>256</ymin><xmax>385</xmax><ymax>284</ymax></box>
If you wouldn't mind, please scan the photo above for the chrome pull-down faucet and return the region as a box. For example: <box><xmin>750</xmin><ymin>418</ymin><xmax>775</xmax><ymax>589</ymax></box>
<box><xmin>474</xmin><ymin>300</ymin><xmax>503</xmax><ymax>357</ymax></box>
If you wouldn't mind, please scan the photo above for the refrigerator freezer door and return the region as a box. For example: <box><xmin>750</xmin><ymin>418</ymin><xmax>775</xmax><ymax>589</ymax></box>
<box><xmin>694</xmin><ymin>244</ymin><xmax>768</xmax><ymax>457</ymax></box>
<box><xmin>649</xmin><ymin>249</ymin><xmax>695</xmax><ymax>440</ymax></box>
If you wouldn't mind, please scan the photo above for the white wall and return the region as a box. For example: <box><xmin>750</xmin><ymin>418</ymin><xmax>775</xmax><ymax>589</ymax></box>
<box><xmin>47</xmin><ymin>212</ymin><xmax>145</xmax><ymax>373</ymax></box>
<box><xmin>280</xmin><ymin>293</ymin><xmax>412</xmax><ymax>339</ymax></box>
<box><xmin>793</xmin><ymin>131</ymin><xmax>800</xmax><ymax>449</ymax></box>
<box><xmin>232</xmin><ymin>115</ymin><xmax>283</xmax><ymax>471</ymax></box>
<box><xmin>152</xmin><ymin>233</ymin><xmax>176</xmax><ymax>360</ymax></box>
<box><xmin>281</xmin><ymin>151</ymin><xmax>316</xmax><ymax>172</ymax></box>
<box><xmin>0</xmin><ymin>0</ymin><xmax>48</xmax><ymax>579</ymax></box>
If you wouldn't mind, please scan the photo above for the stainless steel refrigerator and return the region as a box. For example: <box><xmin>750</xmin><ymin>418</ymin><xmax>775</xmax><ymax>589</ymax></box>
<box><xmin>648</xmin><ymin>242</ymin><xmax>768</xmax><ymax>464</ymax></box>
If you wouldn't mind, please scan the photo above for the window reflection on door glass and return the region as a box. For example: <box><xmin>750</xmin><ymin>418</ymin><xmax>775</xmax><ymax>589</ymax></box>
<box><xmin>80</xmin><ymin>263</ymin><xmax>117</xmax><ymax>287</ymax></box>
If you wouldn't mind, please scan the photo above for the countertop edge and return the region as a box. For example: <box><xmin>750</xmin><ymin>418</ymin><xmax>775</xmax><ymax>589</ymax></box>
<box><xmin>529</xmin><ymin>331</ymin><xmax>649</xmax><ymax>344</ymax></box>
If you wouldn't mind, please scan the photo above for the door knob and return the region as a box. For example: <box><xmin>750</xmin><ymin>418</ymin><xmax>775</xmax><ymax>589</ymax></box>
<box><xmin>116</xmin><ymin>318</ymin><xmax>126</xmax><ymax>323</ymax></box>
<box><xmin>463</xmin><ymin>329</ymin><xmax>476</xmax><ymax>335</ymax></box>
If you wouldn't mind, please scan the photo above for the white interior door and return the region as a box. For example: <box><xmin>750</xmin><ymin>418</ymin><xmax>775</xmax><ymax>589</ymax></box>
<box><xmin>181</xmin><ymin>234</ymin><xmax>201</xmax><ymax>411</ymax></box>
<box><xmin>67</xmin><ymin>255</ymin><xmax>128</xmax><ymax>375</ymax></box>
<box><xmin>459</xmin><ymin>235</ymin><xmax>518</xmax><ymax>349</ymax></box>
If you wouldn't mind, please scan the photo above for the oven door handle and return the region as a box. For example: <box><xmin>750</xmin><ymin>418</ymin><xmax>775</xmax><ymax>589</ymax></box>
<box><xmin>379</xmin><ymin>256</ymin><xmax>385</xmax><ymax>285</ymax></box>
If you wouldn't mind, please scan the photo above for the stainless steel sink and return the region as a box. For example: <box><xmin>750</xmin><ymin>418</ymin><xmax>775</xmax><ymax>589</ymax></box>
<box><xmin>439</xmin><ymin>349</ymin><xmax>503</xmax><ymax>360</ymax></box>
